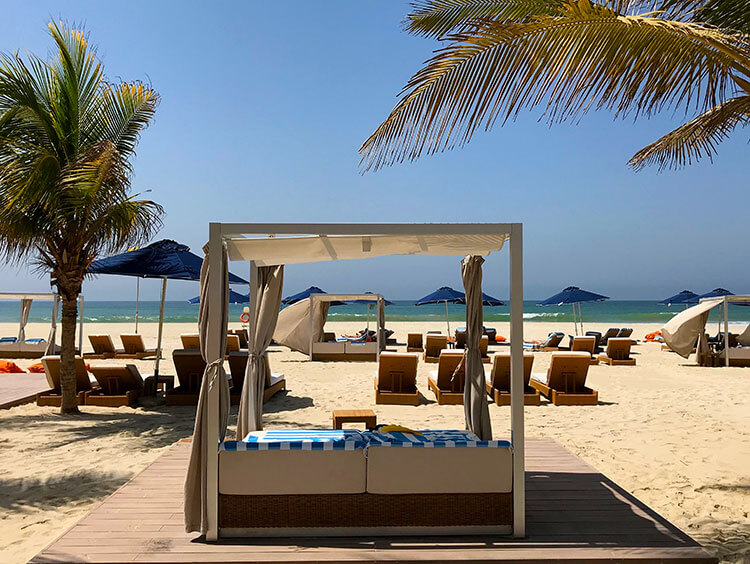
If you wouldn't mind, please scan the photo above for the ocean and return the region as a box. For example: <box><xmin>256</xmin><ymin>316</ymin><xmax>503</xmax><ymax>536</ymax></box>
<box><xmin>2</xmin><ymin>300</ymin><xmax>749</xmax><ymax>325</ymax></box>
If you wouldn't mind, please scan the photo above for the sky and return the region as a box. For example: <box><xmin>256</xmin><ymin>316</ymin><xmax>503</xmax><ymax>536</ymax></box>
<box><xmin>0</xmin><ymin>1</ymin><xmax>747</xmax><ymax>302</ymax></box>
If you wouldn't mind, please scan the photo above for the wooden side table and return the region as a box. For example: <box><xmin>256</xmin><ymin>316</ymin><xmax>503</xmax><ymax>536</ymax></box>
<box><xmin>332</xmin><ymin>409</ymin><xmax>377</xmax><ymax>430</ymax></box>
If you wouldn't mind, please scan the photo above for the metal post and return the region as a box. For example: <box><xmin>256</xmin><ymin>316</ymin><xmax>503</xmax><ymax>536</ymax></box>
<box><xmin>509</xmin><ymin>223</ymin><xmax>525</xmax><ymax>538</ymax></box>
<box><xmin>205</xmin><ymin>224</ymin><xmax>222</xmax><ymax>541</ymax></box>
<box><xmin>153</xmin><ymin>278</ymin><xmax>167</xmax><ymax>394</ymax></box>
<box><xmin>78</xmin><ymin>295</ymin><xmax>84</xmax><ymax>354</ymax></box>
<box><xmin>135</xmin><ymin>278</ymin><xmax>140</xmax><ymax>333</ymax></box>
<box><xmin>724</xmin><ymin>297</ymin><xmax>729</xmax><ymax>367</ymax></box>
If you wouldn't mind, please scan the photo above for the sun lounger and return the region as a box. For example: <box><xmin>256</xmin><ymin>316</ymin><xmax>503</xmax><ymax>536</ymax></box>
<box><xmin>427</xmin><ymin>350</ymin><xmax>465</xmax><ymax>405</ymax></box>
<box><xmin>524</xmin><ymin>331</ymin><xmax>564</xmax><ymax>351</ymax></box>
<box><xmin>598</xmin><ymin>337</ymin><xmax>636</xmax><ymax>366</ymax></box>
<box><xmin>84</xmin><ymin>334</ymin><xmax>124</xmax><ymax>359</ymax></box>
<box><xmin>226</xmin><ymin>334</ymin><xmax>241</xmax><ymax>354</ymax></box>
<box><xmin>180</xmin><ymin>334</ymin><xmax>201</xmax><ymax>350</ymax></box>
<box><xmin>424</xmin><ymin>334</ymin><xmax>448</xmax><ymax>363</ymax></box>
<box><xmin>585</xmin><ymin>331</ymin><xmax>603</xmax><ymax>353</ymax></box>
<box><xmin>530</xmin><ymin>351</ymin><xmax>598</xmax><ymax>405</ymax></box>
<box><xmin>571</xmin><ymin>336</ymin><xmax>598</xmax><ymax>365</ymax></box>
<box><xmin>617</xmin><ymin>328</ymin><xmax>633</xmax><ymax>339</ymax></box>
<box><xmin>166</xmin><ymin>350</ymin><xmax>209</xmax><ymax>405</ymax></box>
<box><xmin>599</xmin><ymin>328</ymin><xmax>620</xmax><ymax>346</ymax></box>
<box><xmin>485</xmin><ymin>352</ymin><xmax>539</xmax><ymax>405</ymax></box>
<box><xmin>374</xmin><ymin>351</ymin><xmax>419</xmax><ymax>405</ymax></box>
<box><xmin>119</xmin><ymin>334</ymin><xmax>158</xmax><ymax>358</ymax></box>
<box><xmin>227</xmin><ymin>351</ymin><xmax>286</xmax><ymax>404</ymax></box>
<box><xmin>86</xmin><ymin>365</ymin><xmax>145</xmax><ymax>407</ymax></box>
<box><xmin>406</xmin><ymin>333</ymin><xmax>423</xmax><ymax>352</ymax></box>
<box><xmin>455</xmin><ymin>328</ymin><xmax>467</xmax><ymax>349</ymax></box>
<box><xmin>228</xmin><ymin>328</ymin><xmax>249</xmax><ymax>349</ymax></box>
<box><xmin>37</xmin><ymin>355</ymin><xmax>95</xmax><ymax>406</ymax></box>
<box><xmin>479</xmin><ymin>335</ymin><xmax>490</xmax><ymax>363</ymax></box>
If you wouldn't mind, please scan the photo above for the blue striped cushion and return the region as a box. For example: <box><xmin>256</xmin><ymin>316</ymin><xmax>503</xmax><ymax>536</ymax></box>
<box><xmin>221</xmin><ymin>429</ymin><xmax>366</xmax><ymax>451</ymax></box>
<box><xmin>363</xmin><ymin>429</ymin><xmax>510</xmax><ymax>448</ymax></box>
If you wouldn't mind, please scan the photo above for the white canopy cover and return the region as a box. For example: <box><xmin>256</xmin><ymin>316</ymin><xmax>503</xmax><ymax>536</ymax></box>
<box><xmin>226</xmin><ymin>234</ymin><xmax>508</xmax><ymax>266</ymax></box>
<box><xmin>272</xmin><ymin>298</ymin><xmax>330</xmax><ymax>355</ymax></box>
<box><xmin>661</xmin><ymin>298</ymin><xmax>722</xmax><ymax>358</ymax></box>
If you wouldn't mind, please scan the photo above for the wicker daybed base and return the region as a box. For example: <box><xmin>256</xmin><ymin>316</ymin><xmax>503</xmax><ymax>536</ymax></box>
<box><xmin>219</xmin><ymin>492</ymin><xmax>512</xmax><ymax>535</ymax></box>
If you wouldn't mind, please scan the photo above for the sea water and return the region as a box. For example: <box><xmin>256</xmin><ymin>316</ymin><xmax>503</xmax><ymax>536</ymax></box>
<box><xmin>1</xmin><ymin>300</ymin><xmax>749</xmax><ymax>324</ymax></box>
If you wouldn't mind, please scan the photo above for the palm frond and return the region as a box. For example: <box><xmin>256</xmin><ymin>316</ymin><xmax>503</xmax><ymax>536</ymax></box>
<box><xmin>361</xmin><ymin>0</ymin><xmax>750</xmax><ymax>171</ymax></box>
<box><xmin>629</xmin><ymin>93</ymin><xmax>750</xmax><ymax>169</ymax></box>
<box><xmin>407</xmin><ymin>0</ymin><xmax>565</xmax><ymax>38</ymax></box>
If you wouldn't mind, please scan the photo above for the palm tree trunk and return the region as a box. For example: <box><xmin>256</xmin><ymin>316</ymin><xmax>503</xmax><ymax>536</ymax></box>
<box><xmin>59</xmin><ymin>294</ymin><xmax>80</xmax><ymax>414</ymax></box>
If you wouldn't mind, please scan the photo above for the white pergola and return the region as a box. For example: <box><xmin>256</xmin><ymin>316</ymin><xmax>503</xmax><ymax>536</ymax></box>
<box><xmin>200</xmin><ymin>222</ymin><xmax>525</xmax><ymax>540</ymax></box>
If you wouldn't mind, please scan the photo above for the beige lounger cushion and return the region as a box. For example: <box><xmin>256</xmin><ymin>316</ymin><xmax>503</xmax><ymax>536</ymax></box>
<box><xmin>366</xmin><ymin>446</ymin><xmax>512</xmax><ymax>494</ymax></box>
<box><xmin>219</xmin><ymin>450</ymin><xmax>366</xmax><ymax>495</ymax></box>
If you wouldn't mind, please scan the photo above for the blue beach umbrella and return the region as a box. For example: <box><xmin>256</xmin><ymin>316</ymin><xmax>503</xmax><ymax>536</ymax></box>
<box><xmin>660</xmin><ymin>290</ymin><xmax>698</xmax><ymax>306</ymax></box>
<box><xmin>538</xmin><ymin>286</ymin><xmax>609</xmax><ymax>334</ymax></box>
<box><xmin>416</xmin><ymin>286</ymin><xmax>466</xmax><ymax>334</ymax></box>
<box><xmin>480</xmin><ymin>292</ymin><xmax>505</xmax><ymax>307</ymax></box>
<box><xmin>281</xmin><ymin>286</ymin><xmax>345</xmax><ymax>307</ymax></box>
<box><xmin>698</xmin><ymin>288</ymin><xmax>734</xmax><ymax>300</ymax></box>
<box><xmin>189</xmin><ymin>290</ymin><xmax>249</xmax><ymax>304</ymax></box>
<box><xmin>88</xmin><ymin>239</ymin><xmax>249</xmax><ymax>385</ymax></box>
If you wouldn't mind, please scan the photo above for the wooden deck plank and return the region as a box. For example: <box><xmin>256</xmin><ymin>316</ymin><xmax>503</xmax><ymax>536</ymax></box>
<box><xmin>30</xmin><ymin>438</ymin><xmax>717</xmax><ymax>563</ymax></box>
<box><xmin>0</xmin><ymin>372</ymin><xmax>50</xmax><ymax>409</ymax></box>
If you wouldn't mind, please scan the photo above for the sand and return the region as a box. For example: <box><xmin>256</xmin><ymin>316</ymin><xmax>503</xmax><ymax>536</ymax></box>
<box><xmin>0</xmin><ymin>321</ymin><xmax>748</xmax><ymax>563</ymax></box>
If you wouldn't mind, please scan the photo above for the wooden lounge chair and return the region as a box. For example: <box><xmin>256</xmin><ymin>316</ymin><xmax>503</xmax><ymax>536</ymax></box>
<box><xmin>423</xmin><ymin>334</ymin><xmax>447</xmax><ymax>363</ymax></box>
<box><xmin>598</xmin><ymin>338</ymin><xmax>636</xmax><ymax>366</ymax></box>
<box><xmin>180</xmin><ymin>334</ymin><xmax>201</xmax><ymax>350</ymax></box>
<box><xmin>571</xmin><ymin>336</ymin><xmax>599</xmax><ymax>365</ymax></box>
<box><xmin>599</xmin><ymin>328</ymin><xmax>620</xmax><ymax>347</ymax></box>
<box><xmin>529</xmin><ymin>351</ymin><xmax>598</xmax><ymax>406</ymax></box>
<box><xmin>119</xmin><ymin>334</ymin><xmax>158</xmax><ymax>358</ymax></box>
<box><xmin>227</xmin><ymin>351</ymin><xmax>286</xmax><ymax>404</ymax></box>
<box><xmin>86</xmin><ymin>365</ymin><xmax>145</xmax><ymax>407</ymax></box>
<box><xmin>406</xmin><ymin>333</ymin><xmax>423</xmax><ymax>352</ymax></box>
<box><xmin>165</xmin><ymin>350</ymin><xmax>207</xmax><ymax>405</ymax></box>
<box><xmin>427</xmin><ymin>350</ymin><xmax>465</xmax><ymax>405</ymax></box>
<box><xmin>228</xmin><ymin>328</ymin><xmax>249</xmax><ymax>349</ymax></box>
<box><xmin>585</xmin><ymin>331</ymin><xmax>603</xmax><ymax>353</ymax></box>
<box><xmin>455</xmin><ymin>329</ymin><xmax>467</xmax><ymax>349</ymax></box>
<box><xmin>225</xmin><ymin>334</ymin><xmax>241</xmax><ymax>354</ymax></box>
<box><xmin>374</xmin><ymin>351</ymin><xmax>419</xmax><ymax>405</ymax></box>
<box><xmin>485</xmin><ymin>352</ymin><xmax>540</xmax><ymax>405</ymax></box>
<box><xmin>84</xmin><ymin>335</ymin><xmax>124</xmax><ymax>359</ymax></box>
<box><xmin>525</xmin><ymin>331</ymin><xmax>564</xmax><ymax>351</ymax></box>
<box><xmin>479</xmin><ymin>335</ymin><xmax>491</xmax><ymax>363</ymax></box>
<box><xmin>37</xmin><ymin>355</ymin><xmax>95</xmax><ymax>406</ymax></box>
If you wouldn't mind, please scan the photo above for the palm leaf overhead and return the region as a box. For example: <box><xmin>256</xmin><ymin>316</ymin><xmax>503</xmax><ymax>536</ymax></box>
<box><xmin>0</xmin><ymin>22</ymin><xmax>162</xmax><ymax>412</ymax></box>
<box><xmin>361</xmin><ymin>0</ymin><xmax>750</xmax><ymax>172</ymax></box>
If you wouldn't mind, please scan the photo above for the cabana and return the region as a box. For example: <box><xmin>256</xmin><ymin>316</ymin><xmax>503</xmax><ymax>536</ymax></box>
<box><xmin>274</xmin><ymin>292</ymin><xmax>386</xmax><ymax>361</ymax></box>
<box><xmin>0</xmin><ymin>293</ymin><xmax>84</xmax><ymax>358</ymax></box>
<box><xmin>662</xmin><ymin>295</ymin><xmax>750</xmax><ymax>366</ymax></box>
<box><xmin>185</xmin><ymin>223</ymin><xmax>525</xmax><ymax>541</ymax></box>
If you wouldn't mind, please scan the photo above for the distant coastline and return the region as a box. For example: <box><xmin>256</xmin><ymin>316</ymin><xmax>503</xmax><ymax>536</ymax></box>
<box><xmin>2</xmin><ymin>300</ymin><xmax>749</xmax><ymax>324</ymax></box>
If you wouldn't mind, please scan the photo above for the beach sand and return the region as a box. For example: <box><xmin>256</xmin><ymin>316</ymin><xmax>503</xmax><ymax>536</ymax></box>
<box><xmin>0</xmin><ymin>321</ymin><xmax>748</xmax><ymax>563</ymax></box>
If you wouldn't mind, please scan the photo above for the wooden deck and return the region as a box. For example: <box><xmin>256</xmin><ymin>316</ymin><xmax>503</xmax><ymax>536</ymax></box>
<box><xmin>31</xmin><ymin>438</ymin><xmax>716</xmax><ymax>563</ymax></box>
<box><xmin>0</xmin><ymin>372</ymin><xmax>50</xmax><ymax>409</ymax></box>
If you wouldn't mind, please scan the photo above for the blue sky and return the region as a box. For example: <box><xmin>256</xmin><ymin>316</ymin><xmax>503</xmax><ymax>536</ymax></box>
<box><xmin>1</xmin><ymin>1</ymin><xmax>747</xmax><ymax>301</ymax></box>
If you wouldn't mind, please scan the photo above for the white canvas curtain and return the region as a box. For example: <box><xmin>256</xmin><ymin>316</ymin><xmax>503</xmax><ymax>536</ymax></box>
<box><xmin>45</xmin><ymin>296</ymin><xmax>59</xmax><ymax>355</ymax></box>
<box><xmin>17</xmin><ymin>298</ymin><xmax>32</xmax><ymax>342</ymax></box>
<box><xmin>661</xmin><ymin>298</ymin><xmax>721</xmax><ymax>358</ymax></box>
<box><xmin>184</xmin><ymin>245</ymin><xmax>231</xmax><ymax>534</ymax></box>
<box><xmin>462</xmin><ymin>255</ymin><xmax>492</xmax><ymax>441</ymax></box>
<box><xmin>236</xmin><ymin>265</ymin><xmax>284</xmax><ymax>439</ymax></box>
<box><xmin>272</xmin><ymin>298</ymin><xmax>330</xmax><ymax>354</ymax></box>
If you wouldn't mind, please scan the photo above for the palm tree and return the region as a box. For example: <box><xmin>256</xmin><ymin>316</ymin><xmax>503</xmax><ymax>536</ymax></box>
<box><xmin>360</xmin><ymin>0</ymin><xmax>750</xmax><ymax>172</ymax></box>
<box><xmin>0</xmin><ymin>22</ymin><xmax>163</xmax><ymax>413</ymax></box>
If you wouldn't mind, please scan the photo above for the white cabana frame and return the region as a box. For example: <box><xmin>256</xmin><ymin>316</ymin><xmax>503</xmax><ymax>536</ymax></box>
<box><xmin>202</xmin><ymin>223</ymin><xmax>525</xmax><ymax>540</ymax></box>
<box><xmin>0</xmin><ymin>292</ymin><xmax>85</xmax><ymax>356</ymax></box>
<box><xmin>309</xmin><ymin>293</ymin><xmax>385</xmax><ymax>361</ymax></box>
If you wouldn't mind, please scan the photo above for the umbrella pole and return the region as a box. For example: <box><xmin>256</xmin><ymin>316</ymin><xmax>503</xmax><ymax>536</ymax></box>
<box><xmin>153</xmin><ymin>277</ymin><xmax>167</xmax><ymax>395</ymax></box>
<box><xmin>366</xmin><ymin>304</ymin><xmax>370</xmax><ymax>333</ymax></box>
<box><xmin>579</xmin><ymin>303</ymin><xmax>584</xmax><ymax>334</ymax></box>
<box><xmin>135</xmin><ymin>278</ymin><xmax>140</xmax><ymax>333</ymax></box>
<box><xmin>571</xmin><ymin>303</ymin><xmax>577</xmax><ymax>335</ymax></box>
<box><xmin>444</xmin><ymin>300</ymin><xmax>451</xmax><ymax>337</ymax></box>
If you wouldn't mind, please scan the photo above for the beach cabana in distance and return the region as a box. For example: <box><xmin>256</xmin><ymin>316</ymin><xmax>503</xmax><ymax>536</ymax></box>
<box><xmin>88</xmin><ymin>239</ymin><xmax>248</xmax><ymax>389</ymax></box>
<box><xmin>186</xmin><ymin>222</ymin><xmax>524</xmax><ymax>540</ymax></box>
<box><xmin>538</xmin><ymin>286</ymin><xmax>609</xmax><ymax>334</ymax></box>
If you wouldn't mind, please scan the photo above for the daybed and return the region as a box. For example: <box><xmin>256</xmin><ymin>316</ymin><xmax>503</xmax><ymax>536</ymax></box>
<box><xmin>311</xmin><ymin>340</ymin><xmax>378</xmax><ymax>361</ymax></box>
<box><xmin>218</xmin><ymin>429</ymin><xmax>512</xmax><ymax>536</ymax></box>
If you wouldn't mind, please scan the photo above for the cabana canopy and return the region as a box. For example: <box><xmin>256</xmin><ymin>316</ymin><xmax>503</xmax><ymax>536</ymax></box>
<box><xmin>662</xmin><ymin>295</ymin><xmax>750</xmax><ymax>364</ymax></box>
<box><xmin>188</xmin><ymin>223</ymin><xmax>524</xmax><ymax>541</ymax></box>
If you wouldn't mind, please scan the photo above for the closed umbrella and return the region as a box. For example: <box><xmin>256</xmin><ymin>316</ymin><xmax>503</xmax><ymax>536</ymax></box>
<box><xmin>538</xmin><ymin>286</ymin><xmax>609</xmax><ymax>334</ymax></box>
<box><xmin>89</xmin><ymin>239</ymin><xmax>248</xmax><ymax>392</ymax></box>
